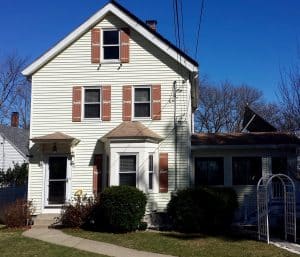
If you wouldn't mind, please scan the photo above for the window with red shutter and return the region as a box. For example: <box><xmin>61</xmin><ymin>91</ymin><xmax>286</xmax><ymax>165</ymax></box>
<box><xmin>123</xmin><ymin>85</ymin><xmax>132</xmax><ymax>121</ymax></box>
<box><xmin>93</xmin><ymin>154</ymin><xmax>103</xmax><ymax>195</ymax></box>
<box><xmin>91</xmin><ymin>28</ymin><xmax>100</xmax><ymax>63</ymax></box>
<box><xmin>159</xmin><ymin>153</ymin><xmax>168</xmax><ymax>193</ymax></box>
<box><xmin>72</xmin><ymin>86</ymin><xmax>82</xmax><ymax>122</ymax></box>
<box><xmin>102</xmin><ymin>85</ymin><xmax>111</xmax><ymax>121</ymax></box>
<box><xmin>152</xmin><ymin>85</ymin><xmax>161</xmax><ymax>120</ymax></box>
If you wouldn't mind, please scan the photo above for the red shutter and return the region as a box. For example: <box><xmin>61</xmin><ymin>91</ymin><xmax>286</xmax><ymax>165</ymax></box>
<box><xmin>72</xmin><ymin>86</ymin><xmax>82</xmax><ymax>122</ymax></box>
<box><xmin>93</xmin><ymin>154</ymin><xmax>103</xmax><ymax>195</ymax></box>
<box><xmin>102</xmin><ymin>85</ymin><xmax>111</xmax><ymax>121</ymax></box>
<box><xmin>159</xmin><ymin>153</ymin><xmax>168</xmax><ymax>193</ymax></box>
<box><xmin>152</xmin><ymin>85</ymin><xmax>161</xmax><ymax>120</ymax></box>
<box><xmin>91</xmin><ymin>28</ymin><xmax>100</xmax><ymax>63</ymax></box>
<box><xmin>120</xmin><ymin>28</ymin><xmax>130</xmax><ymax>63</ymax></box>
<box><xmin>123</xmin><ymin>85</ymin><xmax>132</xmax><ymax>121</ymax></box>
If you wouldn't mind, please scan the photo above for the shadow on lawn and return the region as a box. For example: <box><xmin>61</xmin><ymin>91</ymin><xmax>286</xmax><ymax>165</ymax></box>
<box><xmin>161</xmin><ymin>229</ymin><xmax>256</xmax><ymax>242</ymax></box>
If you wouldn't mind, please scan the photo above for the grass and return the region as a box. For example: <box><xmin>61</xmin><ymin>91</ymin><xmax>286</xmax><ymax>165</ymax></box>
<box><xmin>0</xmin><ymin>228</ymin><xmax>107</xmax><ymax>257</ymax></box>
<box><xmin>64</xmin><ymin>228</ymin><xmax>298</xmax><ymax>257</ymax></box>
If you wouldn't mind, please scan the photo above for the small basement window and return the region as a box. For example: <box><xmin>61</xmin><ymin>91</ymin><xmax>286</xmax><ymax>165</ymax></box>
<box><xmin>102</xmin><ymin>30</ymin><xmax>120</xmax><ymax>61</ymax></box>
<box><xmin>232</xmin><ymin>157</ymin><xmax>262</xmax><ymax>185</ymax></box>
<box><xmin>119</xmin><ymin>155</ymin><xmax>136</xmax><ymax>187</ymax></box>
<box><xmin>134</xmin><ymin>87</ymin><xmax>151</xmax><ymax>118</ymax></box>
<box><xmin>194</xmin><ymin>157</ymin><xmax>224</xmax><ymax>186</ymax></box>
<box><xmin>84</xmin><ymin>88</ymin><xmax>101</xmax><ymax>118</ymax></box>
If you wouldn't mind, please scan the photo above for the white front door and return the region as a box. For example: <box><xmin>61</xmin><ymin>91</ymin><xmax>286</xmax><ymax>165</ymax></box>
<box><xmin>45</xmin><ymin>156</ymin><xmax>70</xmax><ymax>207</ymax></box>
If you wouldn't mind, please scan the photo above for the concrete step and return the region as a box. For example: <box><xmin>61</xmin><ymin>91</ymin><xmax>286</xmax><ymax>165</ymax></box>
<box><xmin>33</xmin><ymin>214</ymin><xmax>60</xmax><ymax>227</ymax></box>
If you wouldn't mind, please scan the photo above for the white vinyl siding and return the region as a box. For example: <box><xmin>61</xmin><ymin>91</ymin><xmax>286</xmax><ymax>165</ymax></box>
<box><xmin>0</xmin><ymin>135</ymin><xmax>27</xmax><ymax>171</ymax></box>
<box><xmin>28</xmin><ymin>13</ymin><xmax>192</xmax><ymax>214</ymax></box>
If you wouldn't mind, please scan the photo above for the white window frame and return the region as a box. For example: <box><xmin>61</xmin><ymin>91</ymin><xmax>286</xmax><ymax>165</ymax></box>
<box><xmin>82</xmin><ymin>86</ymin><xmax>102</xmax><ymax>120</ymax></box>
<box><xmin>148</xmin><ymin>153</ymin><xmax>154</xmax><ymax>191</ymax></box>
<box><xmin>132</xmin><ymin>86</ymin><xmax>152</xmax><ymax>120</ymax></box>
<box><xmin>101</xmin><ymin>29</ymin><xmax>120</xmax><ymax>63</ymax></box>
<box><xmin>119</xmin><ymin>153</ymin><xmax>138</xmax><ymax>187</ymax></box>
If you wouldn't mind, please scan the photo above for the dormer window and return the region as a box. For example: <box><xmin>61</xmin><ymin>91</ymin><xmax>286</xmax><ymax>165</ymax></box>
<box><xmin>102</xmin><ymin>30</ymin><xmax>120</xmax><ymax>61</ymax></box>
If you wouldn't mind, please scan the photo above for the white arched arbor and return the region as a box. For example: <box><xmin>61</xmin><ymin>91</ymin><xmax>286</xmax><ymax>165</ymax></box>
<box><xmin>257</xmin><ymin>174</ymin><xmax>296</xmax><ymax>244</ymax></box>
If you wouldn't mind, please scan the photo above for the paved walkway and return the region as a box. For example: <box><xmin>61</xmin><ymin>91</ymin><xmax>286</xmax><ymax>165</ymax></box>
<box><xmin>270</xmin><ymin>240</ymin><xmax>300</xmax><ymax>255</ymax></box>
<box><xmin>23</xmin><ymin>228</ymin><xmax>176</xmax><ymax>257</ymax></box>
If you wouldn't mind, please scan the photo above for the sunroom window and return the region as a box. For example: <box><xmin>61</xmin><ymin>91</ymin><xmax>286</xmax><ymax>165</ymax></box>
<box><xmin>84</xmin><ymin>88</ymin><xmax>101</xmax><ymax>118</ymax></box>
<box><xmin>119</xmin><ymin>155</ymin><xmax>136</xmax><ymax>187</ymax></box>
<box><xmin>134</xmin><ymin>87</ymin><xmax>151</xmax><ymax>118</ymax></box>
<box><xmin>149</xmin><ymin>154</ymin><xmax>154</xmax><ymax>190</ymax></box>
<box><xmin>103</xmin><ymin>30</ymin><xmax>120</xmax><ymax>60</ymax></box>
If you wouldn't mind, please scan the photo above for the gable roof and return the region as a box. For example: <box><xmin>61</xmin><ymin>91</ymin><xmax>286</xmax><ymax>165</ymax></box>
<box><xmin>22</xmin><ymin>0</ymin><xmax>198</xmax><ymax>76</ymax></box>
<box><xmin>102</xmin><ymin>121</ymin><xmax>162</xmax><ymax>141</ymax></box>
<box><xmin>242</xmin><ymin>106</ymin><xmax>277</xmax><ymax>132</ymax></box>
<box><xmin>0</xmin><ymin>125</ymin><xmax>29</xmax><ymax>158</ymax></box>
<box><xmin>191</xmin><ymin>132</ymin><xmax>300</xmax><ymax>146</ymax></box>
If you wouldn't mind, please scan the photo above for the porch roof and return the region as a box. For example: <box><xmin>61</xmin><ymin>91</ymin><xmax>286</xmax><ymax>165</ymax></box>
<box><xmin>31</xmin><ymin>132</ymin><xmax>80</xmax><ymax>145</ymax></box>
<box><xmin>191</xmin><ymin>132</ymin><xmax>300</xmax><ymax>146</ymax></box>
<box><xmin>102</xmin><ymin>121</ymin><xmax>162</xmax><ymax>142</ymax></box>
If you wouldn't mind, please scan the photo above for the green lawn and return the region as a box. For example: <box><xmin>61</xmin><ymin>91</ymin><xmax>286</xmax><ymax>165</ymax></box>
<box><xmin>0</xmin><ymin>228</ymin><xmax>107</xmax><ymax>257</ymax></box>
<box><xmin>64</xmin><ymin>229</ymin><xmax>298</xmax><ymax>257</ymax></box>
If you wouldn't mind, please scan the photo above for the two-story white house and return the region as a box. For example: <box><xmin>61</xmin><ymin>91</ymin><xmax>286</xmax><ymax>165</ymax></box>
<box><xmin>22</xmin><ymin>0</ymin><xmax>198</xmax><ymax>215</ymax></box>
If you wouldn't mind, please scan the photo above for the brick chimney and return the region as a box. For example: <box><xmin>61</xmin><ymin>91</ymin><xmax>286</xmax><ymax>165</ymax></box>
<box><xmin>146</xmin><ymin>20</ymin><xmax>157</xmax><ymax>31</ymax></box>
<box><xmin>11</xmin><ymin>112</ymin><xmax>19</xmax><ymax>128</ymax></box>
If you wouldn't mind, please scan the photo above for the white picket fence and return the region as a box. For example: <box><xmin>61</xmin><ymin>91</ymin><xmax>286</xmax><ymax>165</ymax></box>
<box><xmin>0</xmin><ymin>185</ymin><xmax>27</xmax><ymax>222</ymax></box>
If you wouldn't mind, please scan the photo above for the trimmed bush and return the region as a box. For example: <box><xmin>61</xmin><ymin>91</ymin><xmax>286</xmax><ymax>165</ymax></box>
<box><xmin>4</xmin><ymin>199</ymin><xmax>34</xmax><ymax>228</ymax></box>
<box><xmin>61</xmin><ymin>195</ymin><xmax>95</xmax><ymax>228</ymax></box>
<box><xmin>94</xmin><ymin>186</ymin><xmax>147</xmax><ymax>232</ymax></box>
<box><xmin>167</xmin><ymin>187</ymin><xmax>238</xmax><ymax>233</ymax></box>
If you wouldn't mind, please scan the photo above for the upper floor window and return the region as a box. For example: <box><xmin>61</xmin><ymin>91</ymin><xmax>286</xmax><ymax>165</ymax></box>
<box><xmin>102</xmin><ymin>30</ymin><xmax>120</xmax><ymax>61</ymax></box>
<box><xmin>133</xmin><ymin>87</ymin><xmax>151</xmax><ymax>118</ymax></box>
<box><xmin>84</xmin><ymin>88</ymin><xmax>101</xmax><ymax>119</ymax></box>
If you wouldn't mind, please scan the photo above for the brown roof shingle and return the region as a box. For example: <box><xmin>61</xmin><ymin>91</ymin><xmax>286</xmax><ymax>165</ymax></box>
<box><xmin>192</xmin><ymin>132</ymin><xmax>300</xmax><ymax>146</ymax></box>
<box><xmin>102</xmin><ymin>121</ymin><xmax>162</xmax><ymax>141</ymax></box>
<box><xmin>31</xmin><ymin>132</ymin><xmax>77</xmax><ymax>142</ymax></box>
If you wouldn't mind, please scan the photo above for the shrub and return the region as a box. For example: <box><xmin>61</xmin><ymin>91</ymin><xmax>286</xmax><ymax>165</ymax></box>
<box><xmin>167</xmin><ymin>187</ymin><xmax>238</xmax><ymax>233</ymax></box>
<box><xmin>61</xmin><ymin>195</ymin><xmax>95</xmax><ymax>228</ymax></box>
<box><xmin>94</xmin><ymin>186</ymin><xmax>147</xmax><ymax>232</ymax></box>
<box><xmin>0</xmin><ymin>163</ymin><xmax>28</xmax><ymax>186</ymax></box>
<box><xmin>4</xmin><ymin>199</ymin><xmax>34</xmax><ymax>228</ymax></box>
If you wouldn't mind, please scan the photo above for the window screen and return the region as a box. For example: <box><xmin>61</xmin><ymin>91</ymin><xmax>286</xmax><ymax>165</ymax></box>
<box><xmin>84</xmin><ymin>88</ymin><xmax>101</xmax><ymax>118</ymax></box>
<box><xmin>119</xmin><ymin>155</ymin><xmax>136</xmax><ymax>187</ymax></box>
<box><xmin>103</xmin><ymin>30</ymin><xmax>119</xmax><ymax>60</ymax></box>
<box><xmin>134</xmin><ymin>87</ymin><xmax>151</xmax><ymax>118</ymax></box>
<box><xmin>194</xmin><ymin>157</ymin><xmax>224</xmax><ymax>186</ymax></box>
<box><xmin>232</xmin><ymin>157</ymin><xmax>262</xmax><ymax>185</ymax></box>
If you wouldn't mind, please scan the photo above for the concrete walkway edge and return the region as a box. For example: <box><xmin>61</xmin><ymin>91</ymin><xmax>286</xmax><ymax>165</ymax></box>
<box><xmin>23</xmin><ymin>228</ymin><xmax>176</xmax><ymax>257</ymax></box>
<box><xmin>270</xmin><ymin>240</ymin><xmax>300</xmax><ymax>255</ymax></box>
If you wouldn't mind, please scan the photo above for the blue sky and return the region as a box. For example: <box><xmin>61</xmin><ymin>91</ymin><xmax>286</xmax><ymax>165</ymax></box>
<box><xmin>1</xmin><ymin>0</ymin><xmax>300</xmax><ymax>102</ymax></box>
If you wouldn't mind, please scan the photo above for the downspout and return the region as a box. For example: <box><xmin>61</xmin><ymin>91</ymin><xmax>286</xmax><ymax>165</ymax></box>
<box><xmin>173</xmin><ymin>81</ymin><xmax>177</xmax><ymax>191</ymax></box>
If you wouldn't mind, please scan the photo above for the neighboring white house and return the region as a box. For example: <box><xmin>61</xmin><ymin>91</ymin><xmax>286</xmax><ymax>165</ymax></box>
<box><xmin>0</xmin><ymin>113</ymin><xmax>29</xmax><ymax>172</ymax></box>
<box><xmin>22</xmin><ymin>1</ymin><xmax>198</xmax><ymax>215</ymax></box>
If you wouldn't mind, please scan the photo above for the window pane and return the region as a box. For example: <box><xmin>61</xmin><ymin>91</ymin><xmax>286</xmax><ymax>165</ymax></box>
<box><xmin>120</xmin><ymin>155</ymin><xmax>136</xmax><ymax>171</ymax></box>
<box><xmin>103</xmin><ymin>30</ymin><xmax>119</xmax><ymax>44</ymax></box>
<box><xmin>48</xmin><ymin>181</ymin><xmax>66</xmax><ymax>204</ymax></box>
<box><xmin>194</xmin><ymin>157</ymin><xmax>224</xmax><ymax>186</ymax></box>
<box><xmin>134</xmin><ymin>103</ymin><xmax>150</xmax><ymax>117</ymax></box>
<box><xmin>85</xmin><ymin>104</ymin><xmax>100</xmax><ymax>118</ymax></box>
<box><xmin>49</xmin><ymin>157</ymin><xmax>67</xmax><ymax>180</ymax></box>
<box><xmin>120</xmin><ymin>173</ymin><xmax>136</xmax><ymax>187</ymax></box>
<box><xmin>135</xmin><ymin>88</ymin><xmax>150</xmax><ymax>102</ymax></box>
<box><xmin>272</xmin><ymin>157</ymin><xmax>287</xmax><ymax>174</ymax></box>
<box><xmin>104</xmin><ymin>46</ymin><xmax>119</xmax><ymax>59</ymax></box>
<box><xmin>149</xmin><ymin>155</ymin><xmax>153</xmax><ymax>171</ymax></box>
<box><xmin>149</xmin><ymin>173</ymin><xmax>153</xmax><ymax>190</ymax></box>
<box><xmin>232</xmin><ymin>157</ymin><xmax>262</xmax><ymax>185</ymax></box>
<box><xmin>85</xmin><ymin>89</ymin><xmax>100</xmax><ymax>102</ymax></box>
